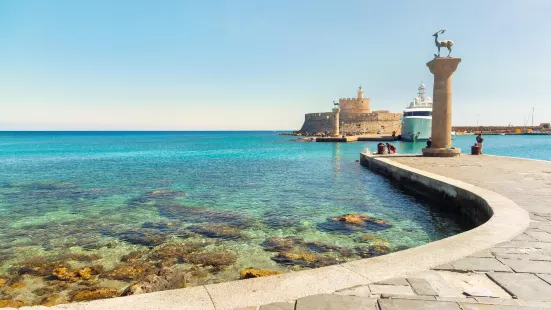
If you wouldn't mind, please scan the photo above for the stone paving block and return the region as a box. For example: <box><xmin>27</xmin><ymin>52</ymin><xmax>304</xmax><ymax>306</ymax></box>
<box><xmin>500</xmin><ymin>258</ymin><xmax>551</xmax><ymax>273</ymax></box>
<box><xmin>470</xmin><ymin>250</ymin><xmax>495</xmax><ymax>258</ymax></box>
<box><xmin>474</xmin><ymin>297</ymin><xmax>519</xmax><ymax>305</ymax></box>
<box><xmin>487</xmin><ymin>272</ymin><xmax>551</xmax><ymax>301</ymax></box>
<box><xmin>512</xmin><ymin>233</ymin><xmax>538</xmax><ymax>242</ymax></box>
<box><xmin>515</xmin><ymin>299</ymin><xmax>551</xmax><ymax>308</ymax></box>
<box><xmin>432</xmin><ymin>263</ymin><xmax>455</xmax><ymax>270</ymax></box>
<box><xmin>259</xmin><ymin>302</ymin><xmax>295</xmax><ymax>310</ymax></box>
<box><xmin>495</xmin><ymin>241</ymin><xmax>551</xmax><ymax>250</ymax></box>
<box><xmin>407</xmin><ymin>278</ymin><xmax>438</xmax><ymax>296</ymax></box>
<box><xmin>378</xmin><ymin>299</ymin><xmax>461</xmax><ymax>310</ymax></box>
<box><xmin>537</xmin><ymin>273</ymin><xmax>551</xmax><ymax>285</ymax></box>
<box><xmin>459</xmin><ymin>303</ymin><xmax>535</xmax><ymax>309</ymax></box>
<box><xmin>234</xmin><ymin>307</ymin><xmax>258</xmax><ymax>310</ymax></box>
<box><xmin>295</xmin><ymin>294</ymin><xmax>377</xmax><ymax>310</ymax></box>
<box><xmin>437</xmin><ymin>271</ymin><xmax>511</xmax><ymax>298</ymax></box>
<box><xmin>525</xmin><ymin>230</ymin><xmax>551</xmax><ymax>242</ymax></box>
<box><xmin>368</xmin><ymin>284</ymin><xmax>415</xmax><ymax>296</ymax></box>
<box><xmin>493</xmin><ymin>252</ymin><xmax>551</xmax><ymax>261</ymax></box>
<box><xmin>409</xmin><ymin>270</ymin><xmax>463</xmax><ymax>297</ymax></box>
<box><xmin>380</xmin><ymin>294</ymin><xmax>436</xmax><ymax>300</ymax></box>
<box><xmin>333</xmin><ymin>285</ymin><xmax>371</xmax><ymax>297</ymax></box>
<box><xmin>450</xmin><ymin>258</ymin><xmax>512</xmax><ymax>272</ymax></box>
<box><xmin>375</xmin><ymin>278</ymin><xmax>410</xmax><ymax>286</ymax></box>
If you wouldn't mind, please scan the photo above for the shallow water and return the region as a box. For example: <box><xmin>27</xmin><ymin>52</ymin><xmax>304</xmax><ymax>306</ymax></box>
<box><xmin>2</xmin><ymin>131</ymin><xmax>526</xmax><ymax>306</ymax></box>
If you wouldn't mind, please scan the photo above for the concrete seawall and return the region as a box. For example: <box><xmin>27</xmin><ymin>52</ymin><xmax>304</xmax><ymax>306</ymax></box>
<box><xmin>34</xmin><ymin>154</ymin><xmax>530</xmax><ymax>310</ymax></box>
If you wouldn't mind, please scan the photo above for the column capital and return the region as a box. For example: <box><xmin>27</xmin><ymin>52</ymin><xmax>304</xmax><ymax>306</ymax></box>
<box><xmin>427</xmin><ymin>57</ymin><xmax>462</xmax><ymax>75</ymax></box>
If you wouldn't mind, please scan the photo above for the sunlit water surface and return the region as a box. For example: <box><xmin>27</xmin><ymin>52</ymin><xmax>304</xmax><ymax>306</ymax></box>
<box><xmin>2</xmin><ymin>131</ymin><xmax>544</xmax><ymax>305</ymax></box>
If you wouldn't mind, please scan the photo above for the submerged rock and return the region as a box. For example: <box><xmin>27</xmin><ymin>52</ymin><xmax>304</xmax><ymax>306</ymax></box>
<box><xmin>318</xmin><ymin>213</ymin><xmax>392</xmax><ymax>234</ymax></box>
<box><xmin>70</xmin><ymin>287</ymin><xmax>120</xmax><ymax>302</ymax></box>
<box><xmin>102</xmin><ymin>263</ymin><xmax>155</xmax><ymax>281</ymax></box>
<box><xmin>116</xmin><ymin>229</ymin><xmax>167</xmax><ymax>247</ymax></box>
<box><xmin>183</xmin><ymin>252</ymin><xmax>237</xmax><ymax>270</ymax></box>
<box><xmin>355</xmin><ymin>233</ymin><xmax>390</xmax><ymax>247</ymax></box>
<box><xmin>271</xmin><ymin>250</ymin><xmax>340</xmax><ymax>268</ymax></box>
<box><xmin>188</xmin><ymin>224</ymin><xmax>244</xmax><ymax>240</ymax></box>
<box><xmin>159</xmin><ymin>205</ymin><xmax>257</xmax><ymax>228</ymax></box>
<box><xmin>0</xmin><ymin>300</ymin><xmax>27</xmax><ymax>308</ymax></box>
<box><xmin>51</xmin><ymin>266</ymin><xmax>101</xmax><ymax>282</ymax></box>
<box><xmin>355</xmin><ymin>245</ymin><xmax>391</xmax><ymax>258</ymax></box>
<box><xmin>261</xmin><ymin>236</ymin><xmax>303</xmax><ymax>252</ymax></box>
<box><xmin>239</xmin><ymin>268</ymin><xmax>280</xmax><ymax>279</ymax></box>
<box><xmin>304</xmin><ymin>241</ymin><xmax>355</xmax><ymax>257</ymax></box>
<box><xmin>0</xmin><ymin>277</ymin><xmax>6</xmax><ymax>287</ymax></box>
<box><xmin>11</xmin><ymin>257</ymin><xmax>70</xmax><ymax>277</ymax></box>
<box><xmin>40</xmin><ymin>294</ymin><xmax>66</xmax><ymax>306</ymax></box>
<box><xmin>121</xmin><ymin>250</ymin><xmax>148</xmax><ymax>263</ymax></box>
<box><xmin>121</xmin><ymin>267</ymin><xmax>186</xmax><ymax>296</ymax></box>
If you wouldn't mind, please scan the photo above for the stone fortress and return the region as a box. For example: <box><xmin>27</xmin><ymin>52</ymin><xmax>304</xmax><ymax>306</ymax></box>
<box><xmin>299</xmin><ymin>87</ymin><xmax>402</xmax><ymax>136</ymax></box>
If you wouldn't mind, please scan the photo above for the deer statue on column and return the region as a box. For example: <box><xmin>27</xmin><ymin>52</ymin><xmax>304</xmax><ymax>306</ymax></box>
<box><xmin>433</xmin><ymin>29</ymin><xmax>454</xmax><ymax>58</ymax></box>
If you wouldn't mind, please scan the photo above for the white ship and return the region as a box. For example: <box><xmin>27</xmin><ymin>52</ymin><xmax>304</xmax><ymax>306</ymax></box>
<box><xmin>401</xmin><ymin>83</ymin><xmax>432</xmax><ymax>142</ymax></box>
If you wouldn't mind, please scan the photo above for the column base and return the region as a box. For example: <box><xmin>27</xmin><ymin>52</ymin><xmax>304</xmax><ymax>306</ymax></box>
<box><xmin>422</xmin><ymin>148</ymin><xmax>461</xmax><ymax>157</ymax></box>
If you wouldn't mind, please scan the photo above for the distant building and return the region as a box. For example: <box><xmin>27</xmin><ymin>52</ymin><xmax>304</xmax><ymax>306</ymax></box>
<box><xmin>299</xmin><ymin>87</ymin><xmax>402</xmax><ymax>135</ymax></box>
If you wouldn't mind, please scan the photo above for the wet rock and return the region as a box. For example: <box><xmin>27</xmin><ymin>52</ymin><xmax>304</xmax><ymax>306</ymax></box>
<box><xmin>11</xmin><ymin>258</ymin><xmax>70</xmax><ymax>276</ymax></box>
<box><xmin>318</xmin><ymin>213</ymin><xmax>392</xmax><ymax>234</ymax></box>
<box><xmin>355</xmin><ymin>244</ymin><xmax>391</xmax><ymax>258</ymax></box>
<box><xmin>261</xmin><ymin>236</ymin><xmax>304</xmax><ymax>252</ymax></box>
<box><xmin>0</xmin><ymin>277</ymin><xmax>6</xmax><ymax>287</ymax></box>
<box><xmin>102</xmin><ymin>263</ymin><xmax>154</xmax><ymax>281</ymax></box>
<box><xmin>40</xmin><ymin>294</ymin><xmax>66</xmax><ymax>306</ymax></box>
<box><xmin>0</xmin><ymin>300</ymin><xmax>27</xmax><ymax>307</ymax></box>
<box><xmin>4</xmin><ymin>281</ymin><xmax>26</xmax><ymax>294</ymax></box>
<box><xmin>183</xmin><ymin>252</ymin><xmax>237</xmax><ymax>270</ymax></box>
<box><xmin>332</xmin><ymin>213</ymin><xmax>391</xmax><ymax>226</ymax></box>
<box><xmin>240</xmin><ymin>268</ymin><xmax>281</xmax><ymax>279</ymax></box>
<box><xmin>117</xmin><ymin>229</ymin><xmax>167</xmax><ymax>247</ymax></box>
<box><xmin>121</xmin><ymin>267</ymin><xmax>186</xmax><ymax>296</ymax></box>
<box><xmin>188</xmin><ymin>224</ymin><xmax>244</xmax><ymax>240</ymax></box>
<box><xmin>51</xmin><ymin>266</ymin><xmax>101</xmax><ymax>282</ymax></box>
<box><xmin>70</xmin><ymin>287</ymin><xmax>120</xmax><ymax>302</ymax></box>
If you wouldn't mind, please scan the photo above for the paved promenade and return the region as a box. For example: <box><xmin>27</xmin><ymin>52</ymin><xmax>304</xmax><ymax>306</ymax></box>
<box><xmin>237</xmin><ymin>155</ymin><xmax>551</xmax><ymax>310</ymax></box>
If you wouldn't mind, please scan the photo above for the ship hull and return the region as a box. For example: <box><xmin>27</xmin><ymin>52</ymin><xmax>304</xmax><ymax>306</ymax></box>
<box><xmin>401</xmin><ymin>117</ymin><xmax>432</xmax><ymax>142</ymax></box>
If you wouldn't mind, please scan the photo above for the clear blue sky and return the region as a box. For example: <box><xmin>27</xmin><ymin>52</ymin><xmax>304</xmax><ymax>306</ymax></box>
<box><xmin>0</xmin><ymin>0</ymin><xmax>549</xmax><ymax>130</ymax></box>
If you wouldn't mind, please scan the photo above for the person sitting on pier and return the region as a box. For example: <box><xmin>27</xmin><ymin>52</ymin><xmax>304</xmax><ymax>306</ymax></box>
<box><xmin>426</xmin><ymin>137</ymin><xmax>432</xmax><ymax>148</ymax></box>
<box><xmin>386</xmin><ymin>143</ymin><xmax>397</xmax><ymax>154</ymax></box>
<box><xmin>392</xmin><ymin>131</ymin><xmax>396</xmax><ymax>140</ymax></box>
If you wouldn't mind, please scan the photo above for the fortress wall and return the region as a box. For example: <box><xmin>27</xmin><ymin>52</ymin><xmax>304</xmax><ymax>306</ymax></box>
<box><xmin>342</xmin><ymin>119</ymin><xmax>402</xmax><ymax>135</ymax></box>
<box><xmin>299</xmin><ymin>111</ymin><xmax>402</xmax><ymax>135</ymax></box>
<box><xmin>300</xmin><ymin>112</ymin><xmax>334</xmax><ymax>134</ymax></box>
<box><xmin>339</xmin><ymin>98</ymin><xmax>371</xmax><ymax>113</ymax></box>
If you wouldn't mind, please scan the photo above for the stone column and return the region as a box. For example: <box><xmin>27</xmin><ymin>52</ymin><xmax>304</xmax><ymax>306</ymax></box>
<box><xmin>332</xmin><ymin>107</ymin><xmax>341</xmax><ymax>137</ymax></box>
<box><xmin>422</xmin><ymin>57</ymin><xmax>462</xmax><ymax>157</ymax></box>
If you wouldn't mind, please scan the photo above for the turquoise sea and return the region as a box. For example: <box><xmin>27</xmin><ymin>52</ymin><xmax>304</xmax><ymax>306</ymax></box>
<box><xmin>0</xmin><ymin>131</ymin><xmax>547</xmax><ymax>306</ymax></box>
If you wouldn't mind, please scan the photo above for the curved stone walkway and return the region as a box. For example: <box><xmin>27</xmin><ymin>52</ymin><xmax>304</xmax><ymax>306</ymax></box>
<box><xmin>237</xmin><ymin>155</ymin><xmax>551</xmax><ymax>310</ymax></box>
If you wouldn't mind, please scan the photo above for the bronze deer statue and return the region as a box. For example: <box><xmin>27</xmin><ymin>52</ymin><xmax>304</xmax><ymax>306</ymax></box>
<box><xmin>433</xmin><ymin>29</ymin><xmax>454</xmax><ymax>58</ymax></box>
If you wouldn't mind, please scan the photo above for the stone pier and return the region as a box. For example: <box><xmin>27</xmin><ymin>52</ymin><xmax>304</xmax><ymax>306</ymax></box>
<box><xmin>423</xmin><ymin>58</ymin><xmax>461</xmax><ymax>157</ymax></box>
